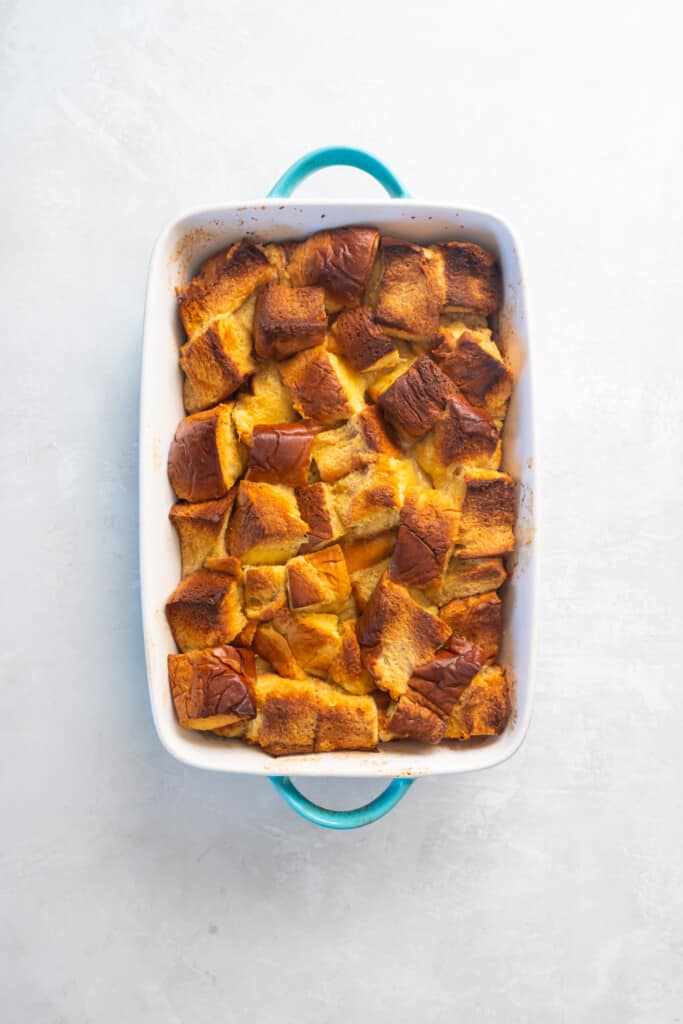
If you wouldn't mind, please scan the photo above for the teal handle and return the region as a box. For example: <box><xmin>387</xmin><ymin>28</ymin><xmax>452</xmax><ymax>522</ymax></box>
<box><xmin>267</xmin><ymin>145</ymin><xmax>410</xmax><ymax>199</ymax></box>
<box><xmin>266</xmin><ymin>146</ymin><xmax>413</xmax><ymax>830</ymax></box>
<box><xmin>269</xmin><ymin>776</ymin><xmax>414</xmax><ymax>830</ymax></box>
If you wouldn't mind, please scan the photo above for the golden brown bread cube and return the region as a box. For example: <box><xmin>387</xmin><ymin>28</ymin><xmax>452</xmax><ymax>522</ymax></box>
<box><xmin>457</xmin><ymin>469</ymin><xmax>516</xmax><ymax>557</ymax></box>
<box><xmin>295</xmin><ymin>481</ymin><xmax>344</xmax><ymax>552</ymax></box>
<box><xmin>169</xmin><ymin>493</ymin><xmax>235</xmax><ymax>577</ymax></box>
<box><xmin>378</xmin><ymin>355</ymin><xmax>456</xmax><ymax>439</ymax></box>
<box><xmin>243</xmin><ymin>564</ymin><xmax>288</xmax><ymax>622</ymax></box>
<box><xmin>425</xmin><ymin>556</ymin><xmax>507</xmax><ymax>606</ymax></box>
<box><xmin>329</xmin><ymin>619</ymin><xmax>375</xmax><ymax>694</ymax></box>
<box><xmin>168</xmin><ymin>404</ymin><xmax>245</xmax><ymax>502</ymax></box>
<box><xmin>262</xmin><ymin>242</ymin><xmax>295</xmax><ymax>284</ymax></box>
<box><xmin>381</xmin><ymin>695</ymin><xmax>447</xmax><ymax>745</ymax></box>
<box><xmin>232</xmin><ymin>362</ymin><xmax>296</xmax><ymax>444</ymax></box>
<box><xmin>246</xmin><ymin>422</ymin><xmax>315</xmax><ymax>487</ymax></box>
<box><xmin>342</xmin><ymin>529</ymin><xmax>397</xmax><ymax>573</ymax></box>
<box><xmin>253</xmin><ymin>611</ymin><xmax>341</xmax><ymax>679</ymax></box>
<box><xmin>311</xmin><ymin>406</ymin><xmax>401</xmax><ymax>482</ymax></box>
<box><xmin>287</xmin><ymin>227</ymin><xmax>380</xmax><ymax>311</ymax></box>
<box><xmin>350</xmin><ymin>558</ymin><xmax>391</xmax><ymax>611</ymax></box>
<box><xmin>228</xmin><ymin>480</ymin><xmax>309</xmax><ymax>565</ymax></box>
<box><xmin>372</xmin><ymin>237</ymin><xmax>442</xmax><ymax>343</ymax></box>
<box><xmin>445</xmin><ymin>664</ymin><xmax>510</xmax><ymax>740</ymax></box>
<box><xmin>244</xmin><ymin>673</ymin><xmax>378</xmax><ymax>756</ymax></box>
<box><xmin>180</xmin><ymin>311</ymin><xmax>257</xmax><ymax>414</ymax></box>
<box><xmin>168</xmin><ymin>645</ymin><xmax>256</xmax><ymax>730</ymax></box>
<box><xmin>279</xmin><ymin>345</ymin><xmax>365</xmax><ymax>425</ymax></box>
<box><xmin>332</xmin><ymin>455</ymin><xmax>415</xmax><ymax>538</ymax></box>
<box><xmin>390</xmin><ymin>488</ymin><xmax>460</xmax><ymax>589</ymax></box>
<box><xmin>253</xmin><ymin>283</ymin><xmax>327</xmax><ymax>360</ymax></box>
<box><xmin>328</xmin><ymin>307</ymin><xmax>399</xmax><ymax>373</ymax></box>
<box><xmin>408</xmin><ymin>636</ymin><xmax>484</xmax><ymax>717</ymax></box>
<box><xmin>203</xmin><ymin>554</ymin><xmax>241</xmax><ymax>576</ymax></box>
<box><xmin>439</xmin><ymin>592</ymin><xmax>502</xmax><ymax>663</ymax></box>
<box><xmin>357</xmin><ymin>573</ymin><xmax>450</xmax><ymax>699</ymax></box>
<box><xmin>434</xmin><ymin>241</ymin><xmax>502</xmax><ymax>317</ymax></box>
<box><xmin>366</xmin><ymin>353</ymin><xmax>417</xmax><ymax>403</ymax></box>
<box><xmin>165</xmin><ymin>569</ymin><xmax>246</xmax><ymax>652</ymax></box>
<box><xmin>178</xmin><ymin>240</ymin><xmax>275</xmax><ymax>338</ymax></box>
<box><xmin>413</xmin><ymin>393</ymin><xmax>501</xmax><ymax>486</ymax></box>
<box><xmin>432</xmin><ymin>324</ymin><xmax>512</xmax><ymax>422</ymax></box>
<box><xmin>286</xmin><ymin>544</ymin><xmax>351</xmax><ymax>613</ymax></box>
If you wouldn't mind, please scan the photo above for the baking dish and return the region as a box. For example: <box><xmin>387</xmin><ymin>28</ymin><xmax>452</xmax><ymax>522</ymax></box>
<box><xmin>139</xmin><ymin>146</ymin><xmax>536</xmax><ymax>829</ymax></box>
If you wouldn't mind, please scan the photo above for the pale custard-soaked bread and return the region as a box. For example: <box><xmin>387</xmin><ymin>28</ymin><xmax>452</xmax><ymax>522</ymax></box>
<box><xmin>166</xmin><ymin>227</ymin><xmax>515</xmax><ymax>755</ymax></box>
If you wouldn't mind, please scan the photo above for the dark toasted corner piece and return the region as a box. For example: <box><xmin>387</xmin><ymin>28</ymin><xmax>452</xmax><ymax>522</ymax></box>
<box><xmin>457</xmin><ymin>469</ymin><xmax>516</xmax><ymax>557</ymax></box>
<box><xmin>439</xmin><ymin>592</ymin><xmax>502</xmax><ymax>663</ymax></box>
<box><xmin>166</xmin><ymin>569</ymin><xmax>246</xmax><ymax>652</ymax></box>
<box><xmin>432</xmin><ymin>324</ymin><xmax>512</xmax><ymax>421</ymax></box>
<box><xmin>287</xmin><ymin>227</ymin><xmax>380</xmax><ymax>311</ymax></box>
<box><xmin>435</xmin><ymin>241</ymin><xmax>502</xmax><ymax>316</ymax></box>
<box><xmin>378</xmin><ymin>355</ymin><xmax>456</xmax><ymax>438</ymax></box>
<box><xmin>390</xmin><ymin>488</ymin><xmax>460</xmax><ymax>589</ymax></box>
<box><xmin>413</xmin><ymin>392</ymin><xmax>501</xmax><ymax>485</ymax></box>
<box><xmin>286</xmin><ymin>544</ymin><xmax>351</xmax><ymax>613</ymax></box>
<box><xmin>408</xmin><ymin>636</ymin><xmax>484</xmax><ymax>718</ymax></box>
<box><xmin>168</xmin><ymin>645</ymin><xmax>256</xmax><ymax>729</ymax></box>
<box><xmin>445</xmin><ymin>664</ymin><xmax>510</xmax><ymax>739</ymax></box>
<box><xmin>180</xmin><ymin>312</ymin><xmax>256</xmax><ymax>413</ymax></box>
<box><xmin>329</xmin><ymin>307</ymin><xmax>398</xmax><ymax>373</ymax></box>
<box><xmin>247</xmin><ymin>422</ymin><xmax>315</xmax><ymax>488</ymax></box>
<box><xmin>168</xmin><ymin>404</ymin><xmax>245</xmax><ymax>502</ymax></box>
<box><xmin>253</xmin><ymin>283</ymin><xmax>327</xmax><ymax>360</ymax></box>
<box><xmin>372</xmin><ymin>237</ymin><xmax>441</xmax><ymax>344</ymax></box>
<box><xmin>169</xmin><ymin>493</ymin><xmax>235</xmax><ymax>577</ymax></box>
<box><xmin>178</xmin><ymin>240</ymin><xmax>275</xmax><ymax>338</ymax></box>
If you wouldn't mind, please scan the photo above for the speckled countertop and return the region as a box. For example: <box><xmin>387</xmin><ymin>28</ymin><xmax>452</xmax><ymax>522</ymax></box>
<box><xmin>2</xmin><ymin>1</ymin><xmax>682</xmax><ymax>1021</ymax></box>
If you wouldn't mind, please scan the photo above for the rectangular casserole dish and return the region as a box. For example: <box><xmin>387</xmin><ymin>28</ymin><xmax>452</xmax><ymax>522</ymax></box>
<box><xmin>140</xmin><ymin>147</ymin><xmax>536</xmax><ymax>809</ymax></box>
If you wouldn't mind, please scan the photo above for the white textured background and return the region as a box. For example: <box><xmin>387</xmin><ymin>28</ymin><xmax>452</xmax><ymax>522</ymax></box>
<box><xmin>2</xmin><ymin>1</ymin><xmax>682</xmax><ymax>1021</ymax></box>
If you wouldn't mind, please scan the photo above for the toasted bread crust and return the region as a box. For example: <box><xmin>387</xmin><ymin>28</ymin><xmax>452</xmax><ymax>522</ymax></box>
<box><xmin>436</xmin><ymin>242</ymin><xmax>502</xmax><ymax>316</ymax></box>
<box><xmin>178</xmin><ymin>240</ymin><xmax>275</xmax><ymax>338</ymax></box>
<box><xmin>254</xmin><ymin>283</ymin><xmax>327</xmax><ymax>360</ymax></box>
<box><xmin>169</xmin><ymin>645</ymin><xmax>256</xmax><ymax>729</ymax></box>
<box><xmin>288</xmin><ymin>227</ymin><xmax>379</xmax><ymax>310</ymax></box>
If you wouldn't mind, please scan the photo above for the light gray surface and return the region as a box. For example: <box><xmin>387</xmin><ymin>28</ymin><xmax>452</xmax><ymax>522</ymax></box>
<box><xmin>2</xmin><ymin>1</ymin><xmax>682</xmax><ymax>1021</ymax></box>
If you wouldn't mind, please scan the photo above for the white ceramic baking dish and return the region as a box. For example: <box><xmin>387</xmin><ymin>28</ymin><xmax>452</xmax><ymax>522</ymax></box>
<box><xmin>140</xmin><ymin>147</ymin><xmax>536</xmax><ymax>828</ymax></box>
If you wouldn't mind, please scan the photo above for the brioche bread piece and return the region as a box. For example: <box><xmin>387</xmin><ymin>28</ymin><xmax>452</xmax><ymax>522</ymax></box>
<box><xmin>168</xmin><ymin>645</ymin><xmax>256</xmax><ymax>729</ymax></box>
<box><xmin>445</xmin><ymin>664</ymin><xmax>510</xmax><ymax>740</ymax></box>
<box><xmin>342</xmin><ymin>529</ymin><xmax>397</xmax><ymax>573</ymax></box>
<box><xmin>228</xmin><ymin>480</ymin><xmax>309</xmax><ymax>565</ymax></box>
<box><xmin>439</xmin><ymin>592</ymin><xmax>502</xmax><ymax>662</ymax></box>
<box><xmin>381</xmin><ymin>695</ymin><xmax>447</xmax><ymax>744</ymax></box>
<box><xmin>166</xmin><ymin>569</ymin><xmax>246</xmax><ymax>652</ymax></box>
<box><xmin>232</xmin><ymin>362</ymin><xmax>296</xmax><ymax>444</ymax></box>
<box><xmin>169</xmin><ymin>494</ymin><xmax>234</xmax><ymax>577</ymax></box>
<box><xmin>434</xmin><ymin>241</ymin><xmax>502</xmax><ymax>317</ymax></box>
<box><xmin>311</xmin><ymin>406</ymin><xmax>401</xmax><ymax>482</ymax></box>
<box><xmin>253</xmin><ymin>611</ymin><xmax>341</xmax><ymax>679</ymax></box>
<box><xmin>279</xmin><ymin>345</ymin><xmax>365</xmax><ymax>425</ymax></box>
<box><xmin>350</xmin><ymin>558</ymin><xmax>391</xmax><ymax>611</ymax></box>
<box><xmin>254</xmin><ymin>283</ymin><xmax>327</xmax><ymax>360</ymax></box>
<box><xmin>413</xmin><ymin>393</ymin><xmax>501</xmax><ymax>485</ymax></box>
<box><xmin>262</xmin><ymin>242</ymin><xmax>295</xmax><ymax>284</ymax></box>
<box><xmin>203</xmin><ymin>554</ymin><xmax>241</xmax><ymax>575</ymax></box>
<box><xmin>180</xmin><ymin>312</ymin><xmax>257</xmax><ymax>414</ymax></box>
<box><xmin>378</xmin><ymin>355</ymin><xmax>456</xmax><ymax>439</ymax></box>
<box><xmin>178</xmin><ymin>240</ymin><xmax>275</xmax><ymax>338</ymax></box>
<box><xmin>328</xmin><ymin>307</ymin><xmax>399</xmax><ymax>373</ymax></box>
<box><xmin>295</xmin><ymin>481</ymin><xmax>344</xmax><ymax>552</ymax></box>
<box><xmin>358</xmin><ymin>573</ymin><xmax>450</xmax><ymax>698</ymax></box>
<box><xmin>244</xmin><ymin>564</ymin><xmax>288</xmax><ymax>622</ymax></box>
<box><xmin>457</xmin><ymin>469</ymin><xmax>516</xmax><ymax>557</ymax></box>
<box><xmin>408</xmin><ymin>636</ymin><xmax>484</xmax><ymax>717</ymax></box>
<box><xmin>168</xmin><ymin>404</ymin><xmax>245</xmax><ymax>502</ymax></box>
<box><xmin>286</xmin><ymin>544</ymin><xmax>351</xmax><ymax>613</ymax></box>
<box><xmin>287</xmin><ymin>227</ymin><xmax>380</xmax><ymax>311</ymax></box>
<box><xmin>372</xmin><ymin>238</ymin><xmax>441</xmax><ymax>343</ymax></box>
<box><xmin>425</xmin><ymin>556</ymin><xmax>507</xmax><ymax>605</ymax></box>
<box><xmin>432</xmin><ymin>324</ymin><xmax>512</xmax><ymax>422</ymax></box>
<box><xmin>332</xmin><ymin>455</ymin><xmax>414</xmax><ymax>539</ymax></box>
<box><xmin>329</xmin><ymin>619</ymin><xmax>375</xmax><ymax>694</ymax></box>
<box><xmin>390</xmin><ymin>488</ymin><xmax>460</xmax><ymax>589</ymax></box>
<box><xmin>244</xmin><ymin>672</ymin><xmax>378</xmax><ymax>756</ymax></box>
<box><xmin>366</xmin><ymin>353</ymin><xmax>417</xmax><ymax>403</ymax></box>
<box><xmin>246</xmin><ymin>422</ymin><xmax>315</xmax><ymax>487</ymax></box>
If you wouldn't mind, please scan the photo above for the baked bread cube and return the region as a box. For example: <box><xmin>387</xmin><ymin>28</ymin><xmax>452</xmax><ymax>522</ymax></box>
<box><xmin>434</xmin><ymin>241</ymin><xmax>502</xmax><ymax>317</ymax></box>
<box><xmin>332</xmin><ymin>455</ymin><xmax>414</xmax><ymax>538</ymax></box>
<box><xmin>432</xmin><ymin>324</ymin><xmax>512</xmax><ymax>421</ymax></box>
<box><xmin>328</xmin><ymin>307</ymin><xmax>398</xmax><ymax>373</ymax></box>
<box><xmin>439</xmin><ymin>592</ymin><xmax>502</xmax><ymax>662</ymax></box>
<box><xmin>295</xmin><ymin>481</ymin><xmax>344</xmax><ymax>552</ymax></box>
<box><xmin>366</xmin><ymin>353</ymin><xmax>416</xmax><ymax>403</ymax></box>
<box><xmin>168</xmin><ymin>645</ymin><xmax>256</xmax><ymax>730</ymax></box>
<box><xmin>378</xmin><ymin>355</ymin><xmax>456</xmax><ymax>438</ymax></box>
<box><xmin>329</xmin><ymin>620</ymin><xmax>374</xmax><ymax>694</ymax></box>
<box><xmin>165</xmin><ymin>569</ymin><xmax>246</xmax><ymax>652</ymax></box>
<box><xmin>357</xmin><ymin>573</ymin><xmax>450</xmax><ymax>698</ymax></box>
<box><xmin>311</xmin><ymin>406</ymin><xmax>401</xmax><ymax>482</ymax></box>
<box><xmin>390</xmin><ymin>488</ymin><xmax>460</xmax><ymax>589</ymax></box>
<box><xmin>244</xmin><ymin>564</ymin><xmax>288</xmax><ymax>622</ymax></box>
<box><xmin>371</xmin><ymin>237</ymin><xmax>441</xmax><ymax>343</ymax></box>
<box><xmin>169</xmin><ymin>493</ymin><xmax>235</xmax><ymax>577</ymax></box>
<box><xmin>457</xmin><ymin>469</ymin><xmax>516</xmax><ymax>557</ymax></box>
<box><xmin>350</xmin><ymin>558</ymin><xmax>391</xmax><ymax>611</ymax></box>
<box><xmin>426</xmin><ymin>556</ymin><xmax>507</xmax><ymax>605</ymax></box>
<box><xmin>203</xmin><ymin>555</ymin><xmax>241</xmax><ymax>576</ymax></box>
<box><xmin>253</xmin><ymin>611</ymin><xmax>341</xmax><ymax>679</ymax></box>
<box><xmin>342</xmin><ymin>529</ymin><xmax>397</xmax><ymax>573</ymax></box>
<box><xmin>168</xmin><ymin>404</ymin><xmax>245</xmax><ymax>502</ymax></box>
<box><xmin>244</xmin><ymin>673</ymin><xmax>378</xmax><ymax>756</ymax></box>
<box><xmin>180</xmin><ymin>311</ymin><xmax>257</xmax><ymax>414</ymax></box>
<box><xmin>262</xmin><ymin>242</ymin><xmax>295</xmax><ymax>284</ymax></box>
<box><xmin>413</xmin><ymin>393</ymin><xmax>501</xmax><ymax>485</ymax></box>
<box><xmin>287</xmin><ymin>227</ymin><xmax>380</xmax><ymax>311</ymax></box>
<box><xmin>408</xmin><ymin>637</ymin><xmax>484</xmax><ymax>717</ymax></box>
<box><xmin>178</xmin><ymin>240</ymin><xmax>275</xmax><ymax>338</ymax></box>
<box><xmin>286</xmin><ymin>544</ymin><xmax>351</xmax><ymax>613</ymax></box>
<box><xmin>228</xmin><ymin>480</ymin><xmax>309</xmax><ymax>565</ymax></box>
<box><xmin>279</xmin><ymin>345</ymin><xmax>365</xmax><ymax>425</ymax></box>
<box><xmin>246</xmin><ymin>422</ymin><xmax>315</xmax><ymax>487</ymax></box>
<box><xmin>232</xmin><ymin>362</ymin><xmax>296</xmax><ymax>444</ymax></box>
<box><xmin>253</xmin><ymin>283</ymin><xmax>327</xmax><ymax>360</ymax></box>
<box><xmin>445</xmin><ymin>665</ymin><xmax>510</xmax><ymax>740</ymax></box>
<box><xmin>381</xmin><ymin>695</ymin><xmax>447</xmax><ymax>745</ymax></box>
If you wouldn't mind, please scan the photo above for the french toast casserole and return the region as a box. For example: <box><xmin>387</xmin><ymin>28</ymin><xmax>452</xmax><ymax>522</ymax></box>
<box><xmin>165</xmin><ymin>227</ymin><xmax>515</xmax><ymax>757</ymax></box>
